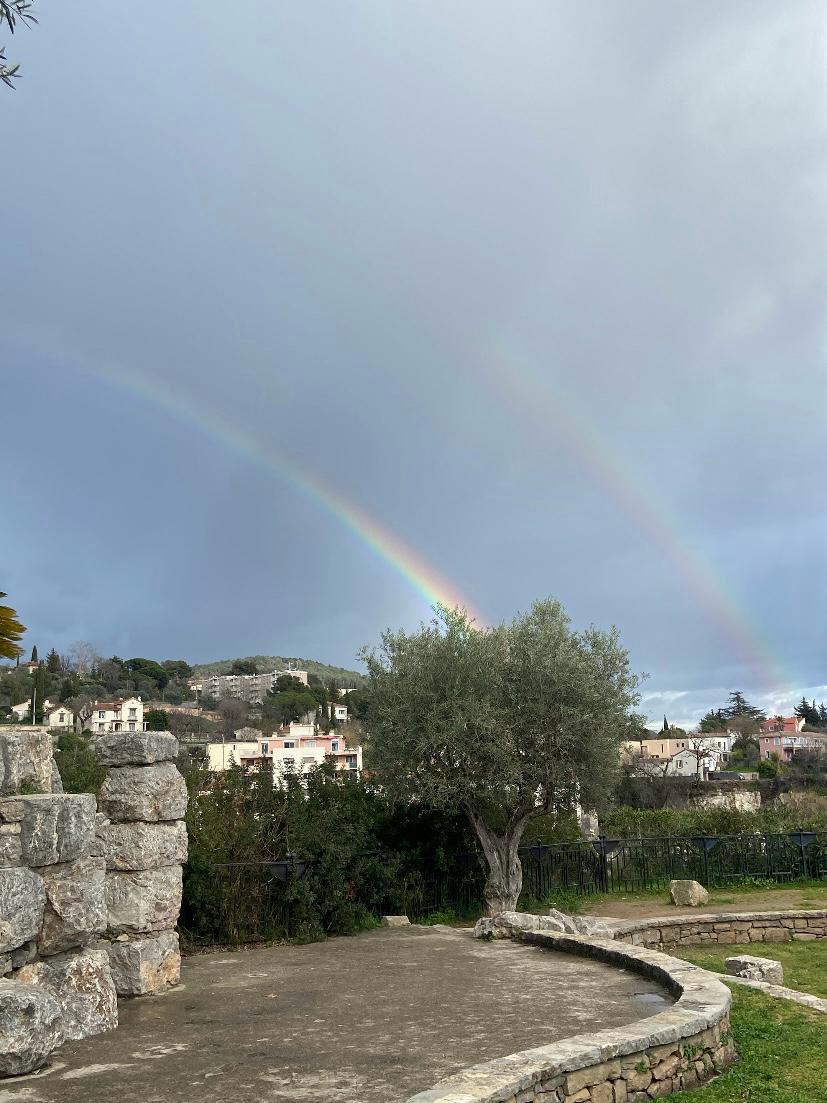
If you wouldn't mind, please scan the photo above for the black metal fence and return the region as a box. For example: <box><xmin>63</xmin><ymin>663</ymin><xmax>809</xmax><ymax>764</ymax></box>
<box><xmin>188</xmin><ymin>830</ymin><xmax>827</xmax><ymax>944</ymax></box>
<box><xmin>520</xmin><ymin>831</ymin><xmax>827</xmax><ymax>900</ymax></box>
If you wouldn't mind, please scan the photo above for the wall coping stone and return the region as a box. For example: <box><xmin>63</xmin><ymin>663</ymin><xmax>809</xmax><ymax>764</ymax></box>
<box><xmin>405</xmin><ymin>928</ymin><xmax>732</xmax><ymax>1103</ymax></box>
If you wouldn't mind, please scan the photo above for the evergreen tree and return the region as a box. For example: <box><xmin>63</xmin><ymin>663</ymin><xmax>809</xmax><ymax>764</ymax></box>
<box><xmin>698</xmin><ymin>708</ymin><xmax>727</xmax><ymax>733</ymax></box>
<box><xmin>661</xmin><ymin>715</ymin><xmax>669</xmax><ymax>732</ymax></box>
<box><xmin>29</xmin><ymin>663</ymin><xmax>47</xmax><ymax>723</ymax></box>
<box><xmin>46</xmin><ymin>648</ymin><xmax>61</xmax><ymax>673</ymax></box>
<box><xmin>819</xmin><ymin>703</ymin><xmax>827</xmax><ymax>728</ymax></box>
<box><xmin>30</xmin><ymin>644</ymin><xmax>38</xmax><ymax>664</ymax></box>
<box><xmin>724</xmin><ymin>691</ymin><xmax>764</xmax><ymax>720</ymax></box>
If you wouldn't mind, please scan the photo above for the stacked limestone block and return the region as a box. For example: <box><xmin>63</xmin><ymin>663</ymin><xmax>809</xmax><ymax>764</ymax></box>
<box><xmin>96</xmin><ymin>733</ymin><xmax>188</xmax><ymax>996</ymax></box>
<box><xmin>0</xmin><ymin>730</ymin><xmax>117</xmax><ymax>1077</ymax></box>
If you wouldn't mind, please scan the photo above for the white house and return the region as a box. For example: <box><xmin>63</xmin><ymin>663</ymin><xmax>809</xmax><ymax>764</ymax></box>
<box><xmin>10</xmin><ymin>698</ymin><xmax>69</xmax><ymax>726</ymax></box>
<box><xmin>91</xmin><ymin>697</ymin><xmax>146</xmax><ymax>734</ymax></box>
<box><xmin>46</xmin><ymin>704</ymin><xmax>73</xmax><ymax>730</ymax></box>
<box><xmin>668</xmin><ymin>747</ymin><xmax>722</xmax><ymax>778</ymax></box>
<box><xmin>332</xmin><ymin>703</ymin><xmax>349</xmax><ymax>723</ymax></box>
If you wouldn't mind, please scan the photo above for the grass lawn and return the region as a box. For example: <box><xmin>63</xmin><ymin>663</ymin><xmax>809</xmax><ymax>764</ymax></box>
<box><xmin>576</xmin><ymin>879</ymin><xmax>827</xmax><ymax>918</ymax></box>
<box><xmin>674</xmin><ymin>939</ymin><xmax>827</xmax><ymax>999</ymax></box>
<box><xmin>672</xmin><ymin>987</ymin><xmax>827</xmax><ymax>1102</ymax></box>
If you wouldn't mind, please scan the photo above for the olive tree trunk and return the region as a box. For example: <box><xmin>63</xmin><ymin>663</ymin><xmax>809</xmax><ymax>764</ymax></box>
<box><xmin>469</xmin><ymin>811</ymin><xmax>533</xmax><ymax>917</ymax></box>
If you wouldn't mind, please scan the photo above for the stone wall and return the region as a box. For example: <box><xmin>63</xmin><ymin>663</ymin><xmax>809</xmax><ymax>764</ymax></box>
<box><xmin>613</xmin><ymin>910</ymin><xmax>827</xmax><ymax>949</ymax></box>
<box><xmin>0</xmin><ymin>729</ymin><xmax>116</xmax><ymax>1075</ymax></box>
<box><xmin>0</xmin><ymin>728</ymin><xmax>188</xmax><ymax>1077</ymax></box>
<box><xmin>406</xmin><ymin>929</ymin><xmax>735</xmax><ymax>1103</ymax></box>
<box><xmin>95</xmin><ymin>732</ymin><xmax>188</xmax><ymax>996</ymax></box>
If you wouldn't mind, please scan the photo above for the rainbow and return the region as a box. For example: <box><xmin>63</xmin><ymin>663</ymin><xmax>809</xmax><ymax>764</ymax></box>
<box><xmin>481</xmin><ymin>341</ymin><xmax>784</xmax><ymax>690</ymax></box>
<box><xmin>52</xmin><ymin>356</ymin><xmax>483</xmax><ymax>625</ymax></box>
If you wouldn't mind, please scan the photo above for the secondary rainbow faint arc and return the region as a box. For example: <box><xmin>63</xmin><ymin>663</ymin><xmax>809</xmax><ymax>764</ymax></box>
<box><xmin>486</xmin><ymin>346</ymin><xmax>783</xmax><ymax>690</ymax></box>
<box><xmin>76</xmin><ymin>361</ymin><xmax>483</xmax><ymax>624</ymax></box>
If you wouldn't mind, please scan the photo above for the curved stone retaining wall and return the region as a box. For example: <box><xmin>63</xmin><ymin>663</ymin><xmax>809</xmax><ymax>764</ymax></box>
<box><xmin>613</xmin><ymin>910</ymin><xmax>827</xmax><ymax>950</ymax></box>
<box><xmin>406</xmin><ymin>931</ymin><xmax>735</xmax><ymax>1103</ymax></box>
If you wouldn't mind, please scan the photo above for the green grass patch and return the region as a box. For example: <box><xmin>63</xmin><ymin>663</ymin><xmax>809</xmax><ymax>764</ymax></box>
<box><xmin>676</xmin><ymin>940</ymin><xmax>827</xmax><ymax>1000</ymax></box>
<box><xmin>579</xmin><ymin>878</ymin><xmax>827</xmax><ymax>913</ymax></box>
<box><xmin>672</xmin><ymin>988</ymin><xmax>827</xmax><ymax>1102</ymax></box>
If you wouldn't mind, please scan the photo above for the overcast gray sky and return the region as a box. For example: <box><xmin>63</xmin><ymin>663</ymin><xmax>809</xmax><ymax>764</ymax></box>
<box><xmin>2</xmin><ymin>1</ymin><xmax>825</xmax><ymax>726</ymax></box>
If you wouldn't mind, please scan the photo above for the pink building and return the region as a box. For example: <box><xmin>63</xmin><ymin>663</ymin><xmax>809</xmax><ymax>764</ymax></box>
<box><xmin>759</xmin><ymin>731</ymin><xmax>825</xmax><ymax>761</ymax></box>
<box><xmin>760</xmin><ymin>715</ymin><xmax>804</xmax><ymax>735</ymax></box>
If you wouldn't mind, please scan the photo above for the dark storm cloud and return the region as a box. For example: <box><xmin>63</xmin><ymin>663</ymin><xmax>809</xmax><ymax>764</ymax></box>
<box><xmin>1</xmin><ymin>1</ymin><xmax>824</xmax><ymax>726</ymax></box>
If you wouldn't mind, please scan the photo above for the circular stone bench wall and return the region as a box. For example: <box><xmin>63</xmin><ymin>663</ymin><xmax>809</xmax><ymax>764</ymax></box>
<box><xmin>405</xmin><ymin>930</ymin><xmax>735</xmax><ymax>1103</ymax></box>
<box><xmin>611</xmin><ymin>910</ymin><xmax>827</xmax><ymax>950</ymax></box>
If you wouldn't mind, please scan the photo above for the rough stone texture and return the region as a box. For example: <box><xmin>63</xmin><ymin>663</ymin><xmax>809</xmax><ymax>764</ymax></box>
<box><xmin>98</xmin><ymin>763</ymin><xmax>188</xmax><ymax>823</ymax></box>
<box><xmin>104</xmin><ymin>930</ymin><xmax>181</xmax><ymax>995</ymax></box>
<box><xmin>0</xmin><ymin>792</ymin><xmax>96</xmax><ymax>867</ymax></box>
<box><xmin>16</xmin><ymin>946</ymin><xmax>118</xmax><ymax>1041</ymax></box>
<box><xmin>0</xmin><ymin>977</ymin><xmax>63</xmax><ymax>1077</ymax></box>
<box><xmin>38</xmin><ymin>856</ymin><xmax>107</xmax><ymax>955</ymax></box>
<box><xmin>100</xmin><ymin>819</ymin><xmax>188</xmax><ymax>871</ymax></box>
<box><xmin>94</xmin><ymin>731</ymin><xmax>179</xmax><ymax>767</ymax></box>
<box><xmin>0</xmin><ymin>730</ymin><xmax>54</xmax><ymax>796</ymax></box>
<box><xmin>381</xmin><ymin>915</ymin><xmax>411</xmax><ymax>928</ymax></box>
<box><xmin>0</xmin><ymin>866</ymin><xmax>45</xmax><ymax>953</ymax></box>
<box><xmin>725</xmin><ymin>954</ymin><xmax>784</xmax><ymax>985</ymax></box>
<box><xmin>50</xmin><ymin>757</ymin><xmax>64</xmax><ymax>793</ymax></box>
<box><xmin>613</xmin><ymin>910</ymin><xmax>827</xmax><ymax>950</ymax></box>
<box><xmin>669</xmin><ymin>880</ymin><xmax>709</xmax><ymax>907</ymax></box>
<box><xmin>105</xmin><ymin>865</ymin><xmax>183</xmax><ymax>934</ymax></box>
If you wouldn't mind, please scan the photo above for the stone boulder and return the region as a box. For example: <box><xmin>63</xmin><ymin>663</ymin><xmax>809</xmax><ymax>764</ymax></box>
<box><xmin>16</xmin><ymin>948</ymin><xmax>117</xmax><ymax>1041</ymax></box>
<box><xmin>98</xmin><ymin>763</ymin><xmax>188</xmax><ymax>823</ymax></box>
<box><xmin>105</xmin><ymin>930</ymin><xmax>181</xmax><ymax>996</ymax></box>
<box><xmin>0</xmin><ymin>867</ymin><xmax>45</xmax><ymax>954</ymax></box>
<box><xmin>38</xmin><ymin>857</ymin><xmax>107</xmax><ymax>955</ymax></box>
<box><xmin>0</xmin><ymin>731</ymin><xmax>54</xmax><ymax>797</ymax></box>
<box><xmin>380</xmin><ymin>915</ymin><xmax>410</xmax><ymax>928</ymax></box>
<box><xmin>0</xmin><ymin>978</ymin><xmax>63</xmax><ymax>1077</ymax></box>
<box><xmin>101</xmin><ymin>820</ymin><xmax>188</xmax><ymax>871</ymax></box>
<box><xmin>474</xmin><ymin>911</ymin><xmax>542</xmax><ymax>939</ymax></box>
<box><xmin>0</xmin><ymin>793</ymin><xmax>96</xmax><ymax>867</ymax></box>
<box><xmin>572</xmin><ymin>915</ymin><xmax>617</xmax><ymax>939</ymax></box>
<box><xmin>725</xmin><ymin>954</ymin><xmax>784</xmax><ymax>985</ymax></box>
<box><xmin>94</xmin><ymin>732</ymin><xmax>179</xmax><ymax>767</ymax></box>
<box><xmin>105</xmin><ymin>866</ymin><xmax>183</xmax><ymax>934</ymax></box>
<box><xmin>669</xmin><ymin>879</ymin><xmax>710</xmax><ymax>907</ymax></box>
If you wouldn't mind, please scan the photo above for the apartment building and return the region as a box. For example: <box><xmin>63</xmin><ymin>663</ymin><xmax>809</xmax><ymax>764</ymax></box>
<box><xmin>206</xmin><ymin>724</ymin><xmax>362</xmax><ymax>780</ymax></box>
<box><xmin>759</xmin><ymin>730</ymin><xmax>826</xmax><ymax>761</ymax></box>
<box><xmin>195</xmin><ymin>668</ymin><xmax>309</xmax><ymax>704</ymax></box>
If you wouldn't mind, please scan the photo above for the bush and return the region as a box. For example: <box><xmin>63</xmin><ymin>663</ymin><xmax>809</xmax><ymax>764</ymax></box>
<box><xmin>54</xmin><ymin>731</ymin><xmax>106</xmax><ymax>795</ymax></box>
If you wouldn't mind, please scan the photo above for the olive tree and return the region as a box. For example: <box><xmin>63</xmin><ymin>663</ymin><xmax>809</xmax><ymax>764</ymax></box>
<box><xmin>361</xmin><ymin>599</ymin><xmax>642</xmax><ymax>915</ymax></box>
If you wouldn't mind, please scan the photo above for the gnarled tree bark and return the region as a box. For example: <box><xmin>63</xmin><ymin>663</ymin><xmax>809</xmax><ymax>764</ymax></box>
<box><xmin>468</xmin><ymin>807</ymin><xmax>534</xmax><ymax>916</ymax></box>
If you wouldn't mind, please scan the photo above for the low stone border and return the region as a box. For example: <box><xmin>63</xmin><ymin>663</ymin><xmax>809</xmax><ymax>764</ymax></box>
<box><xmin>406</xmin><ymin>931</ymin><xmax>735</xmax><ymax>1103</ymax></box>
<box><xmin>610</xmin><ymin>910</ymin><xmax>827</xmax><ymax>950</ymax></box>
<box><xmin>722</xmin><ymin>973</ymin><xmax>827</xmax><ymax>1014</ymax></box>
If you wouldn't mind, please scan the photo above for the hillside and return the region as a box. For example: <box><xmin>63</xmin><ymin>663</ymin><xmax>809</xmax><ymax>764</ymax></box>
<box><xmin>191</xmin><ymin>655</ymin><xmax>366</xmax><ymax>687</ymax></box>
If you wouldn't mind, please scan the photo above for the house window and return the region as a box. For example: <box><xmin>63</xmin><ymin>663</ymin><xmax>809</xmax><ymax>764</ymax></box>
<box><xmin>98</xmin><ymin>711</ymin><xmax>105</xmax><ymax>719</ymax></box>
<box><xmin>283</xmin><ymin>757</ymin><xmax>295</xmax><ymax>767</ymax></box>
<box><xmin>261</xmin><ymin>743</ymin><xmax>268</xmax><ymax>755</ymax></box>
<box><xmin>331</xmin><ymin>741</ymin><xmax>339</xmax><ymax>752</ymax></box>
<box><xmin>284</xmin><ymin>740</ymin><xmax>295</xmax><ymax>749</ymax></box>
<box><xmin>128</xmin><ymin>708</ymin><xmax>137</xmax><ymax>718</ymax></box>
<box><xmin>114</xmin><ymin>723</ymin><xmax>122</xmax><ymax>732</ymax></box>
<box><xmin>98</xmin><ymin>723</ymin><xmax>104</xmax><ymax>731</ymax></box>
<box><xmin>128</xmin><ymin>722</ymin><xmax>136</xmax><ymax>732</ymax></box>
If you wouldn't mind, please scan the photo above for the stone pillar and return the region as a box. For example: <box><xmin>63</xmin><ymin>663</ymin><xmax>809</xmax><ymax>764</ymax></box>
<box><xmin>96</xmin><ymin>733</ymin><xmax>188</xmax><ymax>996</ymax></box>
<box><xmin>0</xmin><ymin>730</ymin><xmax>117</xmax><ymax>1077</ymax></box>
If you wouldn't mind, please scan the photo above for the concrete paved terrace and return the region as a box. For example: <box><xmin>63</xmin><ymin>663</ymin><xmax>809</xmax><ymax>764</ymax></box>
<box><xmin>3</xmin><ymin>926</ymin><xmax>674</xmax><ymax>1103</ymax></box>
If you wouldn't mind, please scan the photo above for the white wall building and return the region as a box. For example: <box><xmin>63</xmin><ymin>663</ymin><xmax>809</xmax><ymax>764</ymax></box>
<box><xmin>197</xmin><ymin>668</ymin><xmax>309</xmax><ymax>704</ymax></box>
<box><xmin>91</xmin><ymin>697</ymin><xmax>146</xmax><ymax>734</ymax></box>
<box><xmin>667</xmin><ymin>747</ymin><xmax>722</xmax><ymax>777</ymax></box>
